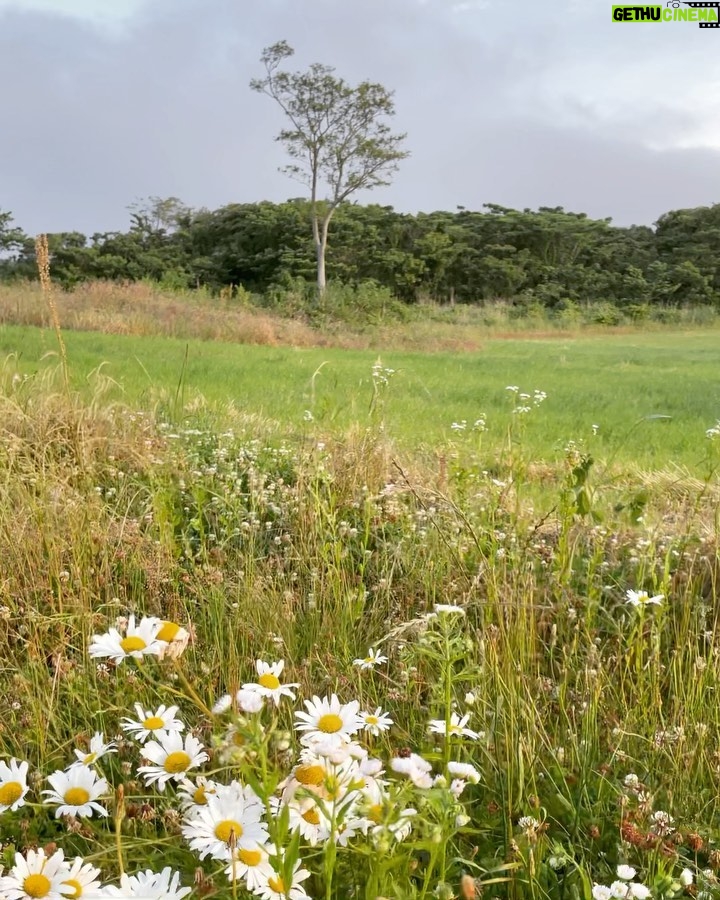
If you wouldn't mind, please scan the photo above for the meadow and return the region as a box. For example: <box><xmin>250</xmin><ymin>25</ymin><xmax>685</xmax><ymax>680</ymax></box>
<box><xmin>1</xmin><ymin>291</ymin><xmax>720</xmax><ymax>900</ymax></box>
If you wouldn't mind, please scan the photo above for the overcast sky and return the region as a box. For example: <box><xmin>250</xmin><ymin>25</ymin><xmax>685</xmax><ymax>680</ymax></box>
<box><xmin>1</xmin><ymin>0</ymin><xmax>719</xmax><ymax>233</ymax></box>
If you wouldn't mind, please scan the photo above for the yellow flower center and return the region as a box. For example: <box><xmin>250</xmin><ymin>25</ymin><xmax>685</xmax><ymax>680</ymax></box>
<box><xmin>82</xmin><ymin>752</ymin><xmax>97</xmax><ymax>765</ymax></box>
<box><xmin>63</xmin><ymin>879</ymin><xmax>84</xmax><ymax>899</ymax></box>
<box><xmin>64</xmin><ymin>787</ymin><xmax>90</xmax><ymax>806</ymax></box>
<box><xmin>23</xmin><ymin>875</ymin><xmax>52</xmax><ymax>898</ymax></box>
<box><xmin>0</xmin><ymin>780</ymin><xmax>24</xmax><ymax>806</ymax></box>
<box><xmin>120</xmin><ymin>635</ymin><xmax>146</xmax><ymax>653</ymax></box>
<box><xmin>317</xmin><ymin>713</ymin><xmax>344</xmax><ymax>733</ymax></box>
<box><xmin>143</xmin><ymin>716</ymin><xmax>165</xmax><ymax>730</ymax></box>
<box><xmin>258</xmin><ymin>672</ymin><xmax>281</xmax><ymax>690</ymax></box>
<box><xmin>237</xmin><ymin>848</ymin><xmax>262</xmax><ymax>867</ymax></box>
<box><xmin>295</xmin><ymin>764</ymin><xmax>324</xmax><ymax>786</ymax></box>
<box><xmin>163</xmin><ymin>751</ymin><xmax>191</xmax><ymax>773</ymax></box>
<box><xmin>368</xmin><ymin>803</ymin><xmax>383</xmax><ymax>824</ymax></box>
<box><xmin>268</xmin><ymin>876</ymin><xmax>285</xmax><ymax>893</ymax></box>
<box><xmin>364</xmin><ymin>657</ymin><xmax>374</xmax><ymax>664</ymax></box>
<box><xmin>157</xmin><ymin>621</ymin><xmax>180</xmax><ymax>642</ymax></box>
<box><xmin>365</xmin><ymin>715</ymin><xmax>379</xmax><ymax>726</ymax></box>
<box><xmin>302</xmin><ymin>807</ymin><xmax>321</xmax><ymax>825</ymax></box>
<box><xmin>193</xmin><ymin>785</ymin><xmax>208</xmax><ymax>805</ymax></box>
<box><xmin>215</xmin><ymin>819</ymin><xmax>244</xmax><ymax>843</ymax></box>
<box><xmin>449</xmin><ymin>725</ymin><xmax>462</xmax><ymax>734</ymax></box>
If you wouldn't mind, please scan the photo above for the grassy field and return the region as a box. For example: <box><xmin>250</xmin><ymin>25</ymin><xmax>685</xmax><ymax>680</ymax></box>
<box><xmin>1</xmin><ymin>323</ymin><xmax>719</xmax><ymax>471</ymax></box>
<box><xmin>2</xmin><ymin>309</ymin><xmax>720</xmax><ymax>899</ymax></box>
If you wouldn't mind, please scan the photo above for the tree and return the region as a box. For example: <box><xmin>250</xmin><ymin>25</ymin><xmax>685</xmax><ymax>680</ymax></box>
<box><xmin>251</xmin><ymin>41</ymin><xmax>409</xmax><ymax>296</ymax></box>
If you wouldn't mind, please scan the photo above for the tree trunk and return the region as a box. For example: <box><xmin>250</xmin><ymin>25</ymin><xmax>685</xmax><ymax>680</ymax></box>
<box><xmin>316</xmin><ymin>237</ymin><xmax>326</xmax><ymax>296</ymax></box>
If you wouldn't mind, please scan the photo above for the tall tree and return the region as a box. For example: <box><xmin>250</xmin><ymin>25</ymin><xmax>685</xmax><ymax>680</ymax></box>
<box><xmin>251</xmin><ymin>41</ymin><xmax>408</xmax><ymax>296</ymax></box>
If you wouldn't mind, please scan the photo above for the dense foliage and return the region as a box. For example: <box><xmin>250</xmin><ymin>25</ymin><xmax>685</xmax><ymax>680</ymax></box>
<box><xmin>1</xmin><ymin>198</ymin><xmax>719</xmax><ymax>311</ymax></box>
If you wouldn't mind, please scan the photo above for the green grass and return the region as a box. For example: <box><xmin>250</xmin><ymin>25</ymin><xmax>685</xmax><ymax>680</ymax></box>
<box><xmin>2</xmin><ymin>324</ymin><xmax>719</xmax><ymax>469</ymax></box>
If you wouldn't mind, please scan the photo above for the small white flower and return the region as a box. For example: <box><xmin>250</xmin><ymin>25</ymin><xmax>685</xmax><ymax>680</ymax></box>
<box><xmin>43</xmin><ymin>767</ymin><xmax>109</xmax><ymax>819</ymax></box>
<box><xmin>353</xmin><ymin>648</ymin><xmax>388</xmax><ymax>670</ymax></box>
<box><xmin>243</xmin><ymin>660</ymin><xmax>299</xmax><ymax>707</ymax></box>
<box><xmin>464</xmin><ymin>692</ymin><xmax>476</xmax><ymax>706</ymax></box>
<box><xmin>294</xmin><ymin>694</ymin><xmax>362</xmax><ymax>747</ymax></box>
<box><xmin>121</xmin><ymin>704</ymin><xmax>184</xmax><ymax>743</ymax></box>
<box><xmin>61</xmin><ymin>858</ymin><xmax>103</xmax><ymax>899</ymax></box>
<box><xmin>236</xmin><ymin>689</ymin><xmax>264</xmax><ymax>713</ymax></box>
<box><xmin>0</xmin><ymin>848</ymin><xmax>73</xmax><ymax>900</ymax></box>
<box><xmin>181</xmin><ymin>782</ymin><xmax>268</xmax><ymax>861</ymax></box>
<box><xmin>626</xmin><ymin>590</ymin><xmax>663</xmax><ymax>607</ymax></box>
<box><xmin>390</xmin><ymin>753</ymin><xmax>433</xmax><ymax>788</ymax></box>
<box><xmin>680</xmin><ymin>869</ymin><xmax>693</xmax><ymax>888</ymax></box>
<box><xmin>137</xmin><ymin>731</ymin><xmax>208</xmax><ymax>790</ymax></box>
<box><xmin>360</xmin><ymin>708</ymin><xmax>393</xmax><ymax>736</ymax></box>
<box><xmin>592</xmin><ymin>887</ymin><xmax>612</xmax><ymax>900</ymax></box>
<box><xmin>225</xmin><ymin>846</ymin><xmax>274</xmax><ymax>890</ymax></box>
<box><xmin>70</xmin><ymin>732</ymin><xmax>117</xmax><ymax>768</ymax></box>
<box><xmin>103</xmin><ymin>867</ymin><xmax>191</xmax><ymax>900</ymax></box>
<box><xmin>428</xmin><ymin>712</ymin><xmax>480</xmax><ymax>740</ymax></box>
<box><xmin>447</xmin><ymin>761</ymin><xmax>480</xmax><ymax>783</ymax></box>
<box><xmin>254</xmin><ymin>859</ymin><xmax>311</xmax><ymax>900</ymax></box>
<box><xmin>433</xmin><ymin>603</ymin><xmax>465</xmax><ymax>616</ymax></box>
<box><xmin>212</xmin><ymin>695</ymin><xmax>233</xmax><ymax>715</ymax></box>
<box><xmin>88</xmin><ymin>614</ymin><xmax>164</xmax><ymax>663</ymax></box>
<box><xmin>617</xmin><ymin>866</ymin><xmax>637</xmax><ymax>881</ymax></box>
<box><xmin>0</xmin><ymin>758</ymin><xmax>30</xmax><ymax>813</ymax></box>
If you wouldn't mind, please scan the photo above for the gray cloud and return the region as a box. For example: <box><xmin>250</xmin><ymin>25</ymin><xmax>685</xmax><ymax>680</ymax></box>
<box><xmin>0</xmin><ymin>0</ymin><xmax>719</xmax><ymax>234</ymax></box>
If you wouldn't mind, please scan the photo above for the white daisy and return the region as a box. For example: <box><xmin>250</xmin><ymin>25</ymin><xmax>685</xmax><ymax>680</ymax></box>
<box><xmin>224</xmin><ymin>846</ymin><xmax>274</xmax><ymax>891</ymax></box>
<box><xmin>181</xmin><ymin>782</ymin><xmax>268</xmax><ymax>861</ymax></box>
<box><xmin>120</xmin><ymin>704</ymin><xmax>184</xmax><ymax>743</ymax></box>
<box><xmin>177</xmin><ymin>775</ymin><xmax>220</xmax><ymax>811</ymax></box>
<box><xmin>0</xmin><ymin>758</ymin><xmax>30</xmax><ymax>812</ymax></box>
<box><xmin>254</xmin><ymin>860</ymin><xmax>311</xmax><ymax>900</ymax></box>
<box><xmin>103</xmin><ymin>868</ymin><xmax>191</xmax><ymax>900</ymax></box>
<box><xmin>294</xmin><ymin>694</ymin><xmax>362</xmax><ymax>746</ymax></box>
<box><xmin>353</xmin><ymin>648</ymin><xmax>388</xmax><ymax>670</ymax></box>
<box><xmin>43</xmin><ymin>767</ymin><xmax>109</xmax><ymax>818</ymax></box>
<box><xmin>0</xmin><ymin>848</ymin><xmax>73</xmax><ymax>900</ymax></box>
<box><xmin>626</xmin><ymin>590</ymin><xmax>663</xmax><ymax>607</ymax></box>
<box><xmin>447</xmin><ymin>761</ymin><xmax>481</xmax><ymax>783</ymax></box>
<box><xmin>428</xmin><ymin>713</ymin><xmax>480</xmax><ymax>740</ymax></box>
<box><xmin>61</xmin><ymin>859</ymin><xmax>103</xmax><ymax>899</ymax></box>
<box><xmin>243</xmin><ymin>660</ymin><xmax>299</xmax><ymax>707</ymax></box>
<box><xmin>360</xmin><ymin>707</ymin><xmax>393</xmax><ymax>736</ymax></box>
<box><xmin>287</xmin><ymin>797</ymin><xmax>330</xmax><ymax>845</ymax></box>
<box><xmin>88</xmin><ymin>615</ymin><xmax>164</xmax><ymax>664</ymax></box>
<box><xmin>70</xmin><ymin>732</ymin><xmax>117</xmax><ymax>768</ymax></box>
<box><xmin>137</xmin><ymin>731</ymin><xmax>208</xmax><ymax>790</ymax></box>
<box><xmin>155</xmin><ymin>621</ymin><xmax>190</xmax><ymax>660</ymax></box>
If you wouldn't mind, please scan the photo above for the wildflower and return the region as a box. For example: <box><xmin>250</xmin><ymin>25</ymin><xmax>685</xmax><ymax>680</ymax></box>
<box><xmin>236</xmin><ymin>689</ymin><xmax>264</xmax><ymax>713</ymax></box>
<box><xmin>43</xmin><ymin>767</ymin><xmax>109</xmax><ymax>818</ymax></box>
<box><xmin>517</xmin><ymin>815</ymin><xmax>541</xmax><ymax>836</ymax></box>
<box><xmin>155</xmin><ymin>622</ymin><xmax>190</xmax><ymax>660</ymax></box>
<box><xmin>623</xmin><ymin>773</ymin><xmax>640</xmax><ymax>790</ymax></box>
<box><xmin>390</xmin><ymin>752</ymin><xmax>433</xmax><ymax>788</ymax></box>
<box><xmin>103</xmin><ymin>867</ymin><xmax>191</xmax><ymax>900</ymax></box>
<box><xmin>70</xmin><ymin>732</ymin><xmax>117</xmax><ymax>768</ymax></box>
<box><xmin>680</xmin><ymin>869</ymin><xmax>694</xmax><ymax>888</ymax></box>
<box><xmin>610</xmin><ymin>881</ymin><xmax>651</xmax><ymax>900</ymax></box>
<box><xmin>353</xmin><ymin>648</ymin><xmax>388</xmax><ymax>670</ymax></box>
<box><xmin>137</xmin><ymin>732</ymin><xmax>208</xmax><ymax>790</ymax></box>
<box><xmin>120</xmin><ymin>704</ymin><xmax>184</xmax><ymax>743</ymax></box>
<box><xmin>464</xmin><ymin>692</ymin><xmax>476</xmax><ymax>706</ymax></box>
<box><xmin>447</xmin><ymin>761</ymin><xmax>480</xmax><ymax>783</ymax></box>
<box><xmin>89</xmin><ymin>614</ymin><xmax>164</xmax><ymax>664</ymax></box>
<box><xmin>0</xmin><ymin>848</ymin><xmax>73</xmax><ymax>900</ymax></box>
<box><xmin>254</xmin><ymin>859</ymin><xmax>311</xmax><ymax>900</ymax></box>
<box><xmin>287</xmin><ymin>797</ymin><xmax>329</xmax><ymax>845</ymax></box>
<box><xmin>360</xmin><ymin>708</ymin><xmax>393</xmax><ymax>736</ymax></box>
<box><xmin>433</xmin><ymin>604</ymin><xmax>465</xmax><ymax>616</ymax></box>
<box><xmin>181</xmin><ymin>781</ymin><xmax>268</xmax><ymax>861</ymax></box>
<box><xmin>243</xmin><ymin>660</ymin><xmax>299</xmax><ymax>707</ymax></box>
<box><xmin>428</xmin><ymin>713</ymin><xmax>480</xmax><ymax>740</ymax></box>
<box><xmin>177</xmin><ymin>775</ymin><xmax>220</xmax><ymax>811</ymax></box>
<box><xmin>212</xmin><ymin>694</ymin><xmax>233</xmax><ymax>715</ymax></box>
<box><xmin>294</xmin><ymin>694</ymin><xmax>363</xmax><ymax>746</ymax></box>
<box><xmin>372</xmin><ymin>806</ymin><xmax>417</xmax><ymax>843</ymax></box>
<box><xmin>61</xmin><ymin>858</ymin><xmax>103</xmax><ymax>899</ymax></box>
<box><xmin>649</xmin><ymin>810</ymin><xmax>675</xmax><ymax>836</ymax></box>
<box><xmin>224</xmin><ymin>846</ymin><xmax>274</xmax><ymax>891</ymax></box>
<box><xmin>625</xmin><ymin>590</ymin><xmax>664</xmax><ymax>607</ymax></box>
<box><xmin>617</xmin><ymin>866</ymin><xmax>637</xmax><ymax>881</ymax></box>
<box><xmin>0</xmin><ymin>758</ymin><xmax>29</xmax><ymax>812</ymax></box>
<box><xmin>593</xmin><ymin>887</ymin><xmax>613</xmax><ymax>900</ymax></box>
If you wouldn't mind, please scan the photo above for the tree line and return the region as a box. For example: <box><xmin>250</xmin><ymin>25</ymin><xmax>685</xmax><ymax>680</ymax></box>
<box><xmin>1</xmin><ymin>198</ymin><xmax>719</xmax><ymax>312</ymax></box>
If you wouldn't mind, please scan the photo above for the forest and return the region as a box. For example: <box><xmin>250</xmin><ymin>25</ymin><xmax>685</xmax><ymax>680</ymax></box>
<box><xmin>1</xmin><ymin>198</ymin><xmax>718</xmax><ymax>312</ymax></box>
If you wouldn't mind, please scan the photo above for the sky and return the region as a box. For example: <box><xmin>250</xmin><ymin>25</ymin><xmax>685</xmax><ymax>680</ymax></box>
<box><xmin>1</xmin><ymin>0</ymin><xmax>719</xmax><ymax>234</ymax></box>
